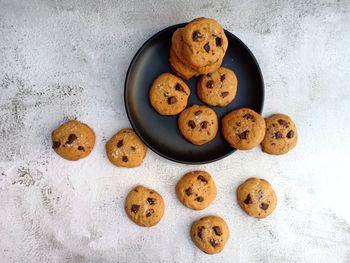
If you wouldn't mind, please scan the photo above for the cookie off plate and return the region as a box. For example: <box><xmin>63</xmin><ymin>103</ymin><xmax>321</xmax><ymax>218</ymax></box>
<box><xmin>124</xmin><ymin>23</ymin><xmax>264</xmax><ymax>164</ymax></box>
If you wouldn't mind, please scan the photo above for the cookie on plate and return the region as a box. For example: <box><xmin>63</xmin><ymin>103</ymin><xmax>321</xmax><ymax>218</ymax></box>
<box><xmin>178</xmin><ymin>104</ymin><xmax>218</xmax><ymax>145</ymax></box>
<box><xmin>105</xmin><ymin>128</ymin><xmax>147</xmax><ymax>168</ymax></box>
<box><xmin>149</xmin><ymin>73</ymin><xmax>190</xmax><ymax>115</ymax></box>
<box><xmin>197</xmin><ymin>67</ymin><xmax>238</xmax><ymax>107</ymax></box>
<box><xmin>237</xmin><ymin>178</ymin><xmax>277</xmax><ymax>218</ymax></box>
<box><xmin>51</xmin><ymin>120</ymin><xmax>95</xmax><ymax>161</ymax></box>
<box><xmin>190</xmin><ymin>215</ymin><xmax>229</xmax><ymax>254</ymax></box>
<box><xmin>222</xmin><ymin>108</ymin><xmax>265</xmax><ymax>150</ymax></box>
<box><xmin>170</xmin><ymin>28</ymin><xmax>222</xmax><ymax>76</ymax></box>
<box><xmin>176</xmin><ymin>171</ymin><xmax>217</xmax><ymax>210</ymax></box>
<box><xmin>181</xmin><ymin>18</ymin><xmax>228</xmax><ymax>68</ymax></box>
<box><xmin>261</xmin><ymin>114</ymin><xmax>298</xmax><ymax>155</ymax></box>
<box><xmin>125</xmin><ymin>185</ymin><xmax>165</xmax><ymax>227</ymax></box>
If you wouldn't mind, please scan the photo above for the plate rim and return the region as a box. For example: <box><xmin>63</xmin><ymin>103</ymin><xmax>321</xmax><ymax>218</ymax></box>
<box><xmin>124</xmin><ymin>23</ymin><xmax>265</xmax><ymax>165</ymax></box>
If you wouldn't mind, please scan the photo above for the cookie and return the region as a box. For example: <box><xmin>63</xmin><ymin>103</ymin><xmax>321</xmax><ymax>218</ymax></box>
<box><xmin>222</xmin><ymin>108</ymin><xmax>265</xmax><ymax>150</ymax></box>
<box><xmin>51</xmin><ymin>120</ymin><xmax>95</xmax><ymax>161</ymax></box>
<box><xmin>237</xmin><ymin>178</ymin><xmax>277</xmax><ymax>219</ymax></box>
<box><xmin>261</xmin><ymin>114</ymin><xmax>298</xmax><ymax>155</ymax></box>
<box><xmin>125</xmin><ymin>185</ymin><xmax>165</xmax><ymax>227</ymax></box>
<box><xmin>178</xmin><ymin>105</ymin><xmax>218</xmax><ymax>145</ymax></box>
<box><xmin>169</xmin><ymin>47</ymin><xmax>197</xmax><ymax>80</ymax></box>
<box><xmin>176</xmin><ymin>171</ymin><xmax>217</xmax><ymax>210</ymax></box>
<box><xmin>190</xmin><ymin>215</ymin><xmax>229</xmax><ymax>254</ymax></box>
<box><xmin>181</xmin><ymin>18</ymin><xmax>228</xmax><ymax>68</ymax></box>
<box><xmin>149</xmin><ymin>73</ymin><xmax>191</xmax><ymax>115</ymax></box>
<box><xmin>197</xmin><ymin>67</ymin><xmax>238</xmax><ymax>107</ymax></box>
<box><xmin>105</xmin><ymin>128</ymin><xmax>147</xmax><ymax>168</ymax></box>
<box><xmin>170</xmin><ymin>28</ymin><xmax>222</xmax><ymax>75</ymax></box>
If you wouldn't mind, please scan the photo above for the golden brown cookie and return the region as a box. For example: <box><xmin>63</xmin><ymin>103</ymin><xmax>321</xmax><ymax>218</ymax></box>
<box><xmin>181</xmin><ymin>18</ymin><xmax>228</xmax><ymax>68</ymax></box>
<box><xmin>261</xmin><ymin>114</ymin><xmax>298</xmax><ymax>155</ymax></box>
<box><xmin>190</xmin><ymin>215</ymin><xmax>229</xmax><ymax>254</ymax></box>
<box><xmin>222</xmin><ymin>108</ymin><xmax>265</xmax><ymax>150</ymax></box>
<box><xmin>237</xmin><ymin>178</ymin><xmax>277</xmax><ymax>219</ymax></box>
<box><xmin>105</xmin><ymin>128</ymin><xmax>147</xmax><ymax>168</ymax></box>
<box><xmin>170</xmin><ymin>28</ymin><xmax>222</xmax><ymax>75</ymax></box>
<box><xmin>176</xmin><ymin>171</ymin><xmax>217</xmax><ymax>210</ymax></box>
<box><xmin>51</xmin><ymin>120</ymin><xmax>95</xmax><ymax>161</ymax></box>
<box><xmin>149</xmin><ymin>73</ymin><xmax>190</xmax><ymax>115</ymax></box>
<box><xmin>197</xmin><ymin>67</ymin><xmax>238</xmax><ymax>107</ymax></box>
<box><xmin>125</xmin><ymin>185</ymin><xmax>165</xmax><ymax>227</ymax></box>
<box><xmin>178</xmin><ymin>105</ymin><xmax>218</xmax><ymax>145</ymax></box>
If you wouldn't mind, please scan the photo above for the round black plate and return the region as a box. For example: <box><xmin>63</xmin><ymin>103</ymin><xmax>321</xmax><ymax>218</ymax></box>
<box><xmin>124</xmin><ymin>23</ymin><xmax>264</xmax><ymax>164</ymax></box>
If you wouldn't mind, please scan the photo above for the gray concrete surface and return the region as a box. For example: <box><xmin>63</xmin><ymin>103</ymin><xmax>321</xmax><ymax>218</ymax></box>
<box><xmin>1</xmin><ymin>0</ymin><xmax>350</xmax><ymax>262</ymax></box>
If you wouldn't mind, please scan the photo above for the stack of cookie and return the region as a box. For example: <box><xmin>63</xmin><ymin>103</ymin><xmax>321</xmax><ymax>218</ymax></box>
<box><xmin>169</xmin><ymin>18</ymin><xmax>228</xmax><ymax>80</ymax></box>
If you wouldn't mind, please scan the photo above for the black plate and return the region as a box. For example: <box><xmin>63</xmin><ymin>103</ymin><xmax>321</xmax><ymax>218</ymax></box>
<box><xmin>124</xmin><ymin>23</ymin><xmax>264</xmax><ymax>164</ymax></box>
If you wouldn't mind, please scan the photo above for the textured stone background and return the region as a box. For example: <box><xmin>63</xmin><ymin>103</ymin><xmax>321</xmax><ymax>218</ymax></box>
<box><xmin>1</xmin><ymin>0</ymin><xmax>350</xmax><ymax>262</ymax></box>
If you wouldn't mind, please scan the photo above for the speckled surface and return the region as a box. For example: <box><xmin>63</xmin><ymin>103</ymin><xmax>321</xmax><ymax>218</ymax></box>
<box><xmin>1</xmin><ymin>0</ymin><xmax>350</xmax><ymax>262</ymax></box>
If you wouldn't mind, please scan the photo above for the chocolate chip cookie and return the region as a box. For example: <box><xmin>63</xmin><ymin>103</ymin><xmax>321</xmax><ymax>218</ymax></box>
<box><xmin>125</xmin><ymin>185</ymin><xmax>165</xmax><ymax>227</ymax></box>
<box><xmin>181</xmin><ymin>18</ymin><xmax>228</xmax><ymax>68</ymax></box>
<box><xmin>149</xmin><ymin>73</ymin><xmax>190</xmax><ymax>115</ymax></box>
<box><xmin>105</xmin><ymin>128</ymin><xmax>147</xmax><ymax>168</ymax></box>
<box><xmin>197</xmin><ymin>67</ymin><xmax>238</xmax><ymax>107</ymax></box>
<box><xmin>237</xmin><ymin>178</ymin><xmax>277</xmax><ymax>219</ymax></box>
<box><xmin>190</xmin><ymin>215</ymin><xmax>229</xmax><ymax>254</ymax></box>
<box><xmin>176</xmin><ymin>171</ymin><xmax>217</xmax><ymax>210</ymax></box>
<box><xmin>178</xmin><ymin>105</ymin><xmax>218</xmax><ymax>145</ymax></box>
<box><xmin>170</xmin><ymin>28</ymin><xmax>222</xmax><ymax>76</ymax></box>
<box><xmin>51</xmin><ymin>120</ymin><xmax>95</xmax><ymax>161</ymax></box>
<box><xmin>222</xmin><ymin>108</ymin><xmax>265</xmax><ymax>150</ymax></box>
<box><xmin>261</xmin><ymin>114</ymin><xmax>298</xmax><ymax>155</ymax></box>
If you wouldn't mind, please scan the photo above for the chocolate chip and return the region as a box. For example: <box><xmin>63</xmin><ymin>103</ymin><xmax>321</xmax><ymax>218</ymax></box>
<box><xmin>274</xmin><ymin>131</ymin><xmax>283</xmax><ymax>139</ymax></box>
<box><xmin>236</xmin><ymin>122</ymin><xmax>241</xmax><ymax>127</ymax></box>
<box><xmin>197</xmin><ymin>226</ymin><xmax>205</xmax><ymax>239</ymax></box>
<box><xmin>167</xmin><ymin>96</ymin><xmax>177</xmax><ymax>104</ymax></box>
<box><xmin>206</xmin><ymin>73</ymin><xmax>212</xmax><ymax>77</ymax></box>
<box><xmin>66</xmin><ymin>134</ymin><xmax>77</xmax><ymax>144</ymax></box>
<box><xmin>195</xmin><ymin>196</ymin><xmax>204</xmax><ymax>202</ymax></box>
<box><xmin>175</xmin><ymin>83</ymin><xmax>185</xmax><ymax>93</ymax></box>
<box><xmin>287</xmin><ymin>130</ymin><xmax>294</xmax><ymax>139</ymax></box>
<box><xmin>213</xmin><ymin>226</ymin><xmax>222</xmax><ymax>236</ymax></box>
<box><xmin>117</xmin><ymin>140</ymin><xmax>123</xmax><ymax>148</ymax></box>
<box><xmin>122</xmin><ymin>156</ymin><xmax>128</xmax><ymax>162</ymax></box>
<box><xmin>206</xmin><ymin>80</ymin><xmax>214</xmax><ymax>89</ymax></box>
<box><xmin>194</xmin><ymin>110</ymin><xmax>202</xmax><ymax>116</ymax></box>
<box><xmin>243</xmin><ymin>113</ymin><xmax>255</xmax><ymax>121</ymax></box>
<box><xmin>210</xmin><ymin>239</ymin><xmax>219</xmax><ymax>247</ymax></box>
<box><xmin>146</xmin><ymin>209</ymin><xmax>154</xmax><ymax>217</ymax></box>
<box><xmin>200</xmin><ymin>121</ymin><xmax>208</xmax><ymax>129</ymax></box>
<box><xmin>134</xmin><ymin>188</ymin><xmax>138</xmax><ymax>192</ymax></box>
<box><xmin>185</xmin><ymin>187</ymin><xmax>193</xmax><ymax>196</ymax></box>
<box><xmin>131</xmin><ymin>204</ymin><xmax>140</xmax><ymax>213</ymax></box>
<box><xmin>147</xmin><ymin>197</ymin><xmax>156</xmax><ymax>205</ymax></box>
<box><xmin>197</xmin><ymin>175</ymin><xmax>208</xmax><ymax>184</ymax></box>
<box><xmin>52</xmin><ymin>141</ymin><xmax>61</xmax><ymax>149</ymax></box>
<box><xmin>221</xmin><ymin>91</ymin><xmax>229</xmax><ymax>98</ymax></box>
<box><xmin>256</xmin><ymin>190</ymin><xmax>264</xmax><ymax>199</ymax></box>
<box><xmin>278</xmin><ymin>119</ymin><xmax>289</xmax><ymax>127</ymax></box>
<box><xmin>238</xmin><ymin>130</ymin><xmax>249</xmax><ymax>140</ymax></box>
<box><xmin>244</xmin><ymin>194</ymin><xmax>252</xmax><ymax>204</ymax></box>
<box><xmin>260</xmin><ymin>203</ymin><xmax>269</xmax><ymax>210</ymax></box>
<box><xmin>220</xmin><ymin>74</ymin><xmax>226</xmax><ymax>81</ymax></box>
<box><xmin>131</xmin><ymin>146</ymin><xmax>136</xmax><ymax>151</ymax></box>
<box><xmin>188</xmin><ymin>120</ymin><xmax>196</xmax><ymax>129</ymax></box>
<box><xmin>192</xmin><ymin>31</ymin><xmax>202</xmax><ymax>41</ymax></box>
<box><xmin>216</xmin><ymin>37</ymin><xmax>223</xmax><ymax>47</ymax></box>
<box><xmin>78</xmin><ymin>146</ymin><xmax>85</xmax><ymax>151</ymax></box>
<box><xmin>204</xmin><ymin>42</ymin><xmax>210</xmax><ymax>53</ymax></box>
